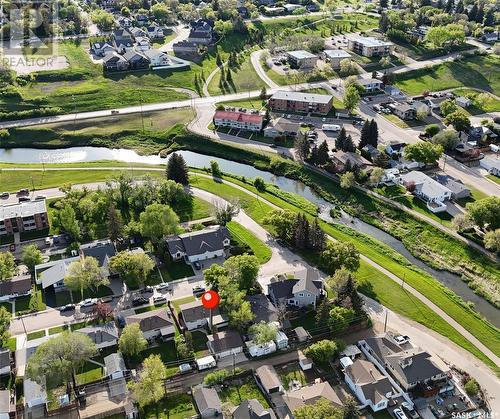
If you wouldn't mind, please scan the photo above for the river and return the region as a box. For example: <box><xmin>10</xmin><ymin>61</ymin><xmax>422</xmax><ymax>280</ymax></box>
<box><xmin>1</xmin><ymin>146</ymin><xmax>498</xmax><ymax>326</ymax></box>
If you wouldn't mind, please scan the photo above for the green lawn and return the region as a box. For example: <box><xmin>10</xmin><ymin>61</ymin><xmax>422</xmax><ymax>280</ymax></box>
<box><xmin>16</xmin><ymin>290</ymin><xmax>46</xmax><ymax>314</ymax></box>
<box><xmin>226</xmin><ymin>221</ymin><xmax>272</xmax><ymax>264</ymax></box>
<box><xmin>218</xmin><ymin>98</ymin><xmax>267</xmax><ymax>110</ymax></box>
<box><xmin>278</xmin><ymin>366</ymin><xmax>307</xmax><ymax>390</ymax></box>
<box><xmin>131</xmin><ymin>341</ymin><xmax>179</xmax><ymax>377</ymax></box>
<box><xmin>48</xmin><ymin>325</ymin><xmax>69</xmax><ymax>335</ymax></box>
<box><xmin>191</xmin><ymin>331</ymin><xmax>209</xmax><ymax>357</ymax></box>
<box><xmin>390</xmin><ymin>37</ymin><xmax>474</xmax><ymax>61</ymax></box>
<box><xmin>141</xmin><ymin>393</ymin><xmax>196</xmax><ymax>419</ymax></box>
<box><xmin>27</xmin><ymin>330</ymin><xmax>46</xmax><ymax>341</ymax></box>
<box><xmin>171</xmin><ymin>296</ymin><xmax>196</xmax><ymax>314</ymax></box>
<box><xmin>208</xmin><ymin>52</ymin><xmax>265</xmax><ymax>96</ymax></box>
<box><xmin>134</xmin><ymin>303</ymin><xmax>167</xmax><ymax>314</ymax></box>
<box><xmin>189</xmin><ymin>174</ymin><xmax>500</xmax><ymax>370</ymax></box>
<box><xmin>6</xmin><ymin>337</ymin><xmax>16</xmax><ymax>352</ymax></box>
<box><xmin>76</xmin><ymin>361</ymin><xmax>104</xmax><ymax>385</ymax></box>
<box><xmin>486</xmin><ymin>174</ymin><xmax>500</xmax><ymax>185</ymax></box>
<box><xmin>290</xmin><ymin>311</ymin><xmax>317</xmax><ymax>334</ymax></box>
<box><xmin>219</xmin><ymin>378</ymin><xmax>269</xmax><ymax>409</ymax></box>
<box><xmin>452</xmin><ymin>88</ymin><xmax>500</xmax><ymax>114</ymax></box>
<box><xmin>394</xmin><ymin>55</ymin><xmax>500</xmax><ymax>96</ymax></box>
<box><xmin>159</xmin><ymin>260</ymin><xmax>195</xmax><ymax>282</ymax></box>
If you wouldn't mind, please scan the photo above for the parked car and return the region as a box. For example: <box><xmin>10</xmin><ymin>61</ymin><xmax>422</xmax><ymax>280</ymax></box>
<box><xmin>45</xmin><ymin>237</ymin><xmax>52</xmax><ymax>246</ymax></box>
<box><xmin>34</xmin><ymin>195</ymin><xmax>46</xmax><ymax>200</ymax></box>
<box><xmin>393</xmin><ymin>408</ymin><xmax>409</xmax><ymax>419</ymax></box>
<box><xmin>58</xmin><ymin>304</ymin><xmax>75</xmax><ymax>312</ymax></box>
<box><xmin>193</xmin><ymin>261</ymin><xmax>202</xmax><ymax>270</ymax></box>
<box><xmin>140</xmin><ymin>286</ymin><xmax>154</xmax><ymax>294</ymax></box>
<box><xmin>18</xmin><ymin>197</ymin><xmax>30</xmax><ymax>202</ymax></box>
<box><xmin>16</xmin><ymin>189</ymin><xmax>29</xmax><ymax>197</ymax></box>
<box><xmin>155</xmin><ymin>283</ymin><xmax>170</xmax><ymax>291</ymax></box>
<box><xmin>153</xmin><ymin>296</ymin><xmax>167</xmax><ymax>304</ymax></box>
<box><xmin>132</xmin><ymin>297</ymin><xmax>149</xmax><ymax>307</ymax></box>
<box><xmin>116</xmin><ymin>315</ymin><xmax>126</xmax><ymax>328</ymax></box>
<box><xmin>80</xmin><ymin>298</ymin><xmax>97</xmax><ymax>308</ymax></box>
<box><xmin>0</xmin><ymin>192</ymin><xmax>9</xmax><ymax>199</ymax></box>
<box><xmin>99</xmin><ymin>296</ymin><xmax>113</xmax><ymax>303</ymax></box>
<box><xmin>401</xmin><ymin>402</ymin><xmax>419</xmax><ymax>419</ymax></box>
<box><xmin>192</xmin><ymin>285</ymin><xmax>205</xmax><ymax>296</ymax></box>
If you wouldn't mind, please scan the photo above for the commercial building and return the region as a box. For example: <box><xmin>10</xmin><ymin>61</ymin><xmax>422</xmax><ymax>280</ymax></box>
<box><xmin>347</xmin><ymin>35</ymin><xmax>394</xmax><ymax>57</ymax></box>
<box><xmin>269</xmin><ymin>91</ymin><xmax>333</xmax><ymax>115</ymax></box>
<box><xmin>0</xmin><ymin>200</ymin><xmax>49</xmax><ymax>236</ymax></box>
<box><xmin>213</xmin><ymin>110</ymin><xmax>264</xmax><ymax>132</ymax></box>
<box><xmin>286</xmin><ymin>50</ymin><xmax>318</xmax><ymax>69</ymax></box>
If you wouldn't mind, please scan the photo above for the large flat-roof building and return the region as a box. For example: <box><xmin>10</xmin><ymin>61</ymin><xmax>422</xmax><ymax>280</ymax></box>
<box><xmin>286</xmin><ymin>50</ymin><xmax>318</xmax><ymax>69</ymax></box>
<box><xmin>269</xmin><ymin>91</ymin><xmax>333</xmax><ymax>115</ymax></box>
<box><xmin>323</xmin><ymin>49</ymin><xmax>351</xmax><ymax>68</ymax></box>
<box><xmin>213</xmin><ymin>110</ymin><xmax>264</xmax><ymax>132</ymax></box>
<box><xmin>347</xmin><ymin>35</ymin><xmax>394</xmax><ymax>57</ymax></box>
<box><xmin>0</xmin><ymin>200</ymin><xmax>49</xmax><ymax>236</ymax></box>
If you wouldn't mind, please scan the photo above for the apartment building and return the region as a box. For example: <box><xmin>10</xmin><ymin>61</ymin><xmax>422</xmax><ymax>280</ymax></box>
<box><xmin>213</xmin><ymin>110</ymin><xmax>264</xmax><ymax>132</ymax></box>
<box><xmin>347</xmin><ymin>35</ymin><xmax>394</xmax><ymax>57</ymax></box>
<box><xmin>0</xmin><ymin>200</ymin><xmax>49</xmax><ymax>236</ymax></box>
<box><xmin>269</xmin><ymin>91</ymin><xmax>333</xmax><ymax>115</ymax></box>
<box><xmin>286</xmin><ymin>50</ymin><xmax>318</xmax><ymax>69</ymax></box>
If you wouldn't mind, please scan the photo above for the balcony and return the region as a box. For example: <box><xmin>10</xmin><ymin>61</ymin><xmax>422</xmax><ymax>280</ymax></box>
<box><xmin>426</xmin><ymin>201</ymin><xmax>448</xmax><ymax>213</ymax></box>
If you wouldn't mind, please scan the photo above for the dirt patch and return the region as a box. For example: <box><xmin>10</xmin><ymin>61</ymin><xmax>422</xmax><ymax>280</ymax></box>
<box><xmin>6</xmin><ymin>55</ymin><xmax>69</xmax><ymax>75</ymax></box>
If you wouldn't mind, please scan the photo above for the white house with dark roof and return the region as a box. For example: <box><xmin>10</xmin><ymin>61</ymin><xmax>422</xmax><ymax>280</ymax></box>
<box><xmin>344</xmin><ymin>359</ymin><xmax>399</xmax><ymax>411</ymax></box>
<box><xmin>179</xmin><ymin>300</ymin><xmax>226</xmax><ymax>331</ymax></box>
<box><xmin>166</xmin><ymin>225</ymin><xmax>231</xmax><ymax>263</ymax></box>
<box><xmin>0</xmin><ymin>274</ymin><xmax>31</xmax><ymax>301</ymax></box>
<box><xmin>398</xmin><ymin>171</ymin><xmax>452</xmax><ymax>213</ymax></box>
<box><xmin>267</xmin><ymin>269</ymin><xmax>324</xmax><ymax>309</ymax></box>
<box><xmin>126</xmin><ymin>308</ymin><xmax>176</xmax><ymax>340</ymax></box>
<box><xmin>358</xmin><ymin>78</ymin><xmax>384</xmax><ymax>93</ymax></box>
<box><xmin>207</xmin><ymin>330</ymin><xmax>244</xmax><ymax>359</ymax></box>
<box><xmin>76</xmin><ymin>322</ymin><xmax>119</xmax><ymax>349</ymax></box>
<box><xmin>431</xmin><ymin>174</ymin><xmax>470</xmax><ymax>200</ymax></box>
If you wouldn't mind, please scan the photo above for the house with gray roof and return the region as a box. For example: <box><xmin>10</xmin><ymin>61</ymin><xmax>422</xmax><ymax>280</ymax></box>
<box><xmin>359</xmin><ymin>334</ymin><xmax>448</xmax><ymax>392</ymax></box>
<box><xmin>0</xmin><ymin>349</ymin><xmax>11</xmax><ymax>376</ymax></box>
<box><xmin>166</xmin><ymin>225</ymin><xmax>231</xmax><ymax>263</ymax></box>
<box><xmin>80</xmin><ymin>239</ymin><xmax>116</xmax><ymax>277</ymax></box>
<box><xmin>0</xmin><ymin>389</ymin><xmax>13</xmax><ymax>418</ymax></box>
<box><xmin>344</xmin><ymin>359</ymin><xmax>398</xmax><ymax>412</ymax></box>
<box><xmin>35</xmin><ymin>256</ymin><xmax>80</xmax><ymax>289</ymax></box>
<box><xmin>398</xmin><ymin>171</ymin><xmax>452</xmax><ymax>213</ymax></box>
<box><xmin>103</xmin><ymin>51</ymin><xmax>129</xmax><ymax>71</ymax></box>
<box><xmin>267</xmin><ymin>269</ymin><xmax>324</xmax><ymax>309</ymax></box>
<box><xmin>0</xmin><ymin>274</ymin><xmax>31</xmax><ymax>301</ymax></box>
<box><xmin>431</xmin><ymin>174</ymin><xmax>470</xmax><ymax>200</ymax></box>
<box><xmin>192</xmin><ymin>386</ymin><xmax>222</xmax><ymax>418</ymax></box>
<box><xmin>126</xmin><ymin>308</ymin><xmax>176</xmax><ymax>340</ymax></box>
<box><xmin>245</xmin><ymin>294</ymin><xmax>279</xmax><ymax>324</ymax></box>
<box><xmin>24</xmin><ymin>378</ymin><xmax>47</xmax><ymax>418</ymax></box>
<box><xmin>263</xmin><ymin>118</ymin><xmax>301</xmax><ymax>138</ymax></box>
<box><xmin>232</xmin><ymin>399</ymin><xmax>277</xmax><ymax>419</ymax></box>
<box><xmin>255</xmin><ymin>365</ymin><xmax>283</xmax><ymax>394</ymax></box>
<box><xmin>122</xmin><ymin>49</ymin><xmax>150</xmax><ymax>70</ymax></box>
<box><xmin>323</xmin><ymin>49</ymin><xmax>351</xmax><ymax>68</ymax></box>
<box><xmin>269</xmin><ymin>91</ymin><xmax>333</xmax><ymax>115</ymax></box>
<box><xmin>282</xmin><ymin>381</ymin><xmax>343</xmax><ymax>416</ymax></box>
<box><xmin>180</xmin><ymin>300</ymin><xmax>223</xmax><ymax>331</ymax></box>
<box><xmin>207</xmin><ymin>330</ymin><xmax>244</xmax><ymax>359</ymax></box>
<box><xmin>104</xmin><ymin>353</ymin><xmax>127</xmax><ymax>380</ymax></box>
<box><xmin>76</xmin><ymin>322</ymin><xmax>119</xmax><ymax>349</ymax></box>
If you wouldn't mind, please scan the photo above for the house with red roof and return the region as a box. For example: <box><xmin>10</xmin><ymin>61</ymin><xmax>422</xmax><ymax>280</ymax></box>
<box><xmin>213</xmin><ymin>110</ymin><xmax>264</xmax><ymax>132</ymax></box>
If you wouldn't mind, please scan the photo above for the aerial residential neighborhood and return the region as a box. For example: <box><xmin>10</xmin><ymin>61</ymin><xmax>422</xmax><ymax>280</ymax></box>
<box><xmin>0</xmin><ymin>0</ymin><xmax>498</xmax><ymax>417</ymax></box>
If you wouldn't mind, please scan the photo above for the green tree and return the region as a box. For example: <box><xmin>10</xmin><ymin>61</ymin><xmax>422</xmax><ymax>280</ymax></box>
<box><xmin>254</xmin><ymin>177</ymin><xmax>266</xmax><ymax>192</ymax></box>
<box><xmin>249</xmin><ymin>321</ymin><xmax>278</xmax><ymax>344</ymax></box>
<box><xmin>424</xmin><ymin>124</ymin><xmax>440</xmax><ymax>137</ymax></box>
<box><xmin>139</xmin><ymin>203</ymin><xmax>179</xmax><ymax>245</ymax></box>
<box><xmin>109</xmin><ymin>251</ymin><xmax>155</xmax><ymax>288</ymax></box>
<box><xmin>64</xmin><ymin>256</ymin><xmax>108</xmax><ymax>298</ymax></box>
<box><xmin>151</xmin><ymin>3</ymin><xmax>169</xmax><ymax>22</ymax></box>
<box><xmin>223</xmin><ymin>254</ymin><xmax>260</xmax><ymax>291</ymax></box>
<box><xmin>107</xmin><ymin>205</ymin><xmax>123</xmax><ymax>242</ymax></box>
<box><xmin>204</xmin><ymin>369</ymin><xmax>230</xmax><ymax>385</ymax></box>
<box><xmin>210</xmin><ymin>160</ymin><xmax>221</xmax><ymax>177</ymax></box>
<box><xmin>466</xmin><ymin>196</ymin><xmax>500</xmax><ymax>230</ymax></box>
<box><xmin>203</xmin><ymin>264</ymin><xmax>229</xmax><ymax>290</ymax></box>
<box><xmin>174</xmin><ymin>334</ymin><xmax>193</xmax><ymax>359</ymax></box>
<box><xmin>343</xmin><ymin>85</ymin><xmax>360</xmax><ymax>113</ymax></box>
<box><xmin>464</xmin><ymin>378</ymin><xmax>479</xmax><ymax>396</ymax></box>
<box><xmin>440</xmin><ymin>99</ymin><xmax>458</xmax><ymax>117</ymax></box>
<box><xmin>425</xmin><ymin>24</ymin><xmax>465</xmax><ymax>48</ymax></box>
<box><xmin>26</xmin><ymin>332</ymin><xmax>97</xmax><ymax>390</ymax></box>
<box><xmin>303</xmin><ymin>339</ymin><xmax>339</xmax><ymax>364</ymax></box>
<box><xmin>294</xmin><ymin>398</ymin><xmax>344</xmax><ymax>419</ymax></box>
<box><xmin>316</xmin><ymin>141</ymin><xmax>330</xmax><ymax>166</ymax></box>
<box><xmin>403</xmin><ymin>142</ymin><xmax>443</xmax><ymax>165</ymax></box>
<box><xmin>119</xmin><ymin>323</ymin><xmax>147</xmax><ymax>357</ymax></box>
<box><xmin>343</xmin><ymin>396</ymin><xmax>361</xmax><ymax>419</ymax></box>
<box><xmin>21</xmin><ymin>244</ymin><xmax>43</xmax><ymax>272</ymax></box>
<box><xmin>358</xmin><ymin>120</ymin><xmax>370</xmax><ymax>149</ymax></box>
<box><xmin>320</xmin><ymin>241</ymin><xmax>360</xmax><ymax>274</ymax></box>
<box><xmin>329</xmin><ymin>306</ymin><xmax>356</xmax><ymax>332</ymax></box>
<box><xmin>91</xmin><ymin>10</ymin><xmax>114</xmax><ymax>31</ymax></box>
<box><xmin>335</xmin><ymin>127</ymin><xmax>347</xmax><ymax>151</ymax></box>
<box><xmin>0</xmin><ymin>252</ymin><xmax>16</xmax><ymax>281</ymax></box>
<box><xmin>264</xmin><ymin>210</ymin><xmax>296</xmax><ymax>243</ymax></box>
<box><xmin>315</xmin><ymin>298</ymin><xmax>331</xmax><ymax>327</ymax></box>
<box><xmin>484</xmin><ymin>229</ymin><xmax>500</xmax><ymax>253</ymax></box>
<box><xmin>166</xmin><ymin>153</ymin><xmax>189</xmax><ymax>185</ymax></box>
<box><xmin>369</xmin><ymin>167</ymin><xmax>385</xmax><ymax>186</ymax></box>
<box><xmin>340</xmin><ymin>172</ymin><xmax>356</xmax><ymax>189</ymax></box>
<box><xmin>295</xmin><ymin>136</ymin><xmax>310</xmax><ymax>160</ymax></box>
<box><xmin>0</xmin><ymin>307</ymin><xmax>11</xmax><ymax>347</ymax></box>
<box><xmin>444</xmin><ymin>109</ymin><xmax>471</xmax><ymax>132</ymax></box>
<box><xmin>58</xmin><ymin>205</ymin><xmax>81</xmax><ymax>241</ymax></box>
<box><xmin>431</xmin><ymin>129</ymin><xmax>459</xmax><ymax>151</ymax></box>
<box><xmin>129</xmin><ymin>354</ymin><xmax>168</xmax><ymax>408</ymax></box>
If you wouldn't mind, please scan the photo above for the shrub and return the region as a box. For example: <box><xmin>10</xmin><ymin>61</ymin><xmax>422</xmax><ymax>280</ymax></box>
<box><xmin>464</xmin><ymin>378</ymin><xmax>479</xmax><ymax>396</ymax></box>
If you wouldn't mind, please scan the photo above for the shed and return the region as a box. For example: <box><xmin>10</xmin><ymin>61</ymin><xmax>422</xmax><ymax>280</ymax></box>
<box><xmin>275</xmin><ymin>331</ymin><xmax>289</xmax><ymax>350</ymax></box>
<box><xmin>298</xmin><ymin>350</ymin><xmax>313</xmax><ymax>371</ymax></box>
<box><xmin>104</xmin><ymin>353</ymin><xmax>126</xmax><ymax>380</ymax></box>
<box><xmin>293</xmin><ymin>326</ymin><xmax>311</xmax><ymax>342</ymax></box>
<box><xmin>340</xmin><ymin>356</ymin><xmax>354</xmax><ymax>370</ymax></box>
<box><xmin>255</xmin><ymin>365</ymin><xmax>283</xmax><ymax>394</ymax></box>
<box><xmin>340</xmin><ymin>344</ymin><xmax>362</xmax><ymax>360</ymax></box>
<box><xmin>192</xmin><ymin>386</ymin><xmax>222</xmax><ymax>418</ymax></box>
<box><xmin>196</xmin><ymin>355</ymin><xmax>216</xmax><ymax>370</ymax></box>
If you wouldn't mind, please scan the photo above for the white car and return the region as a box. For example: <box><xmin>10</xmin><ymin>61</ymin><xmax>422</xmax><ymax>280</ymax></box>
<box><xmin>394</xmin><ymin>408</ymin><xmax>409</xmax><ymax>419</ymax></box>
<box><xmin>80</xmin><ymin>298</ymin><xmax>97</xmax><ymax>308</ymax></box>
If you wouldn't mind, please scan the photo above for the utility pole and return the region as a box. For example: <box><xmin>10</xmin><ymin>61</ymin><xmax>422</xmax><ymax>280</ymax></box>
<box><xmin>384</xmin><ymin>309</ymin><xmax>388</xmax><ymax>333</ymax></box>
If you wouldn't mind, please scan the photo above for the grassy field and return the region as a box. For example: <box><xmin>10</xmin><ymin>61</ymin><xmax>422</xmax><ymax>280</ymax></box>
<box><xmin>189</xmin><ymin>174</ymin><xmax>499</xmax><ymax>369</ymax></box>
<box><xmin>27</xmin><ymin>330</ymin><xmax>46</xmax><ymax>341</ymax></box>
<box><xmin>394</xmin><ymin>55</ymin><xmax>500</xmax><ymax>96</ymax></box>
<box><xmin>226</xmin><ymin>221</ymin><xmax>272</xmax><ymax>264</ymax></box>
<box><xmin>76</xmin><ymin>361</ymin><xmax>104</xmax><ymax>385</ymax></box>
<box><xmin>159</xmin><ymin>260</ymin><xmax>195</xmax><ymax>282</ymax></box>
<box><xmin>218</xmin><ymin>377</ymin><xmax>269</xmax><ymax>409</ymax></box>
<box><xmin>486</xmin><ymin>174</ymin><xmax>500</xmax><ymax>185</ymax></box>
<box><xmin>389</xmin><ymin>38</ymin><xmax>474</xmax><ymax>61</ymax></box>
<box><xmin>452</xmin><ymin>88</ymin><xmax>500</xmax><ymax>114</ymax></box>
<box><xmin>218</xmin><ymin>98</ymin><xmax>267</xmax><ymax>110</ymax></box>
<box><xmin>142</xmin><ymin>393</ymin><xmax>196</xmax><ymax>419</ymax></box>
<box><xmin>208</xmin><ymin>53</ymin><xmax>265</xmax><ymax>96</ymax></box>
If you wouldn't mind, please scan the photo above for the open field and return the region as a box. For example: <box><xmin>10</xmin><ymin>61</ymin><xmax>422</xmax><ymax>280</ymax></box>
<box><xmin>394</xmin><ymin>55</ymin><xmax>500</xmax><ymax>96</ymax></box>
<box><xmin>142</xmin><ymin>393</ymin><xmax>196</xmax><ymax>419</ymax></box>
<box><xmin>218</xmin><ymin>98</ymin><xmax>267</xmax><ymax>110</ymax></box>
<box><xmin>189</xmin><ymin>173</ymin><xmax>499</xmax><ymax>369</ymax></box>
<box><xmin>452</xmin><ymin>88</ymin><xmax>500</xmax><ymax>114</ymax></box>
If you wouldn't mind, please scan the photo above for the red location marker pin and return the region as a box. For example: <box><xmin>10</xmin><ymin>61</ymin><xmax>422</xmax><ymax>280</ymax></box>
<box><xmin>201</xmin><ymin>290</ymin><xmax>220</xmax><ymax>310</ymax></box>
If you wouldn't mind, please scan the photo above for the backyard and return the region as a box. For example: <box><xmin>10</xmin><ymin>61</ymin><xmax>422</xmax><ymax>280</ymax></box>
<box><xmin>141</xmin><ymin>393</ymin><xmax>196</xmax><ymax>419</ymax></box>
<box><xmin>218</xmin><ymin>375</ymin><xmax>269</xmax><ymax>410</ymax></box>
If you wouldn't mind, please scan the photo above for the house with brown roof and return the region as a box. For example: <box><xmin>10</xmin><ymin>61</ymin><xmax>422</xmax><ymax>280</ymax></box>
<box><xmin>180</xmin><ymin>300</ymin><xmax>223</xmax><ymax>331</ymax></box>
<box><xmin>126</xmin><ymin>308</ymin><xmax>176</xmax><ymax>340</ymax></box>
<box><xmin>207</xmin><ymin>330</ymin><xmax>244</xmax><ymax>359</ymax></box>
<box><xmin>282</xmin><ymin>381</ymin><xmax>343</xmax><ymax>417</ymax></box>
<box><xmin>0</xmin><ymin>274</ymin><xmax>31</xmax><ymax>301</ymax></box>
<box><xmin>344</xmin><ymin>359</ymin><xmax>398</xmax><ymax>411</ymax></box>
<box><xmin>255</xmin><ymin>365</ymin><xmax>283</xmax><ymax>394</ymax></box>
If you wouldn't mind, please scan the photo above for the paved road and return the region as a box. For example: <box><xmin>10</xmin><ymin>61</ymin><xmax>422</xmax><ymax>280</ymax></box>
<box><xmin>250</xmin><ymin>50</ymin><xmax>279</xmax><ymax>89</ymax></box>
